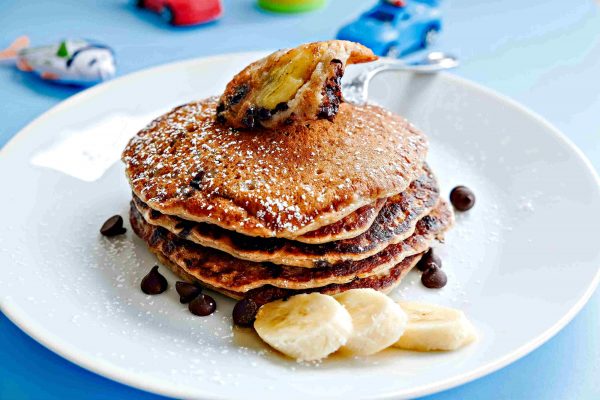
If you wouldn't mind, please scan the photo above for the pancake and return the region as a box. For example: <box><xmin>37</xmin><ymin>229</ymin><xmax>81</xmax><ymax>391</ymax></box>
<box><xmin>132</xmin><ymin>164</ymin><xmax>439</xmax><ymax>268</ymax></box>
<box><xmin>122</xmin><ymin>98</ymin><xmax>428</xmax><ymax>239</ymax></box>
<box><xmin>154</xmin><ymin>251</ymin><xmax>424</xmax><ymax>301</ymax></box>
<box><xmin>244</xmin><ymin>253</ymin><xmax>424</xmax><ymax>302</ymax></box>
<box><xmin>294</xmin><ymin>197</ymin><xmax>386</xmax><ymax>244</ymax></box>
<box><xmin>135</xmin><ymin>194</ymin><xmax>386</xmax><ymax>246</ymax></box>
<box><xmin>130</xmin><ymin>200</ymin><xmax>452</xmax><ymax>293</ymax></box>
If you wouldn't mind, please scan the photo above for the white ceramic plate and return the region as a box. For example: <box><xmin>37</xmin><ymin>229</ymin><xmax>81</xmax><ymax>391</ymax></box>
<box><xmin>1</xmin><ymin>52</ymin><xmax>599</xmax><ymax>400</ymax></box>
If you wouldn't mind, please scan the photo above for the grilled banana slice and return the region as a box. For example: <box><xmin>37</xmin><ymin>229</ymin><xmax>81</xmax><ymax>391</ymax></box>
<box><xmin>254</xmin><ymin>293</ymin><xmax>353</xmax><ymax>361</ymax></box>
<box><xmin>217</xmin><ymin>40</ymin><xmax>377</xmax><ymax>129</ymax></box>
<box><xmin>335</xmin><ymin>289</ymin><xmax>407</xmax><ymax>356</ymax></box>
<box><xmin>394</xmin><ymin>301</ymin><xmax>477</xmax><ymax>351</ymax></box>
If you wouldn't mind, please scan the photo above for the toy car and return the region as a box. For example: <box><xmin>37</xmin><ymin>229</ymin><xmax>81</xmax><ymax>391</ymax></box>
<box><xmin>136</xmin><ymin>0</ymin><xmax>222</xmax><ymax>26</ymax></box>
<box><xmin>336</xmin><ymin>0</ymin><xmax>441</xmax><ymax>57</ymax></box>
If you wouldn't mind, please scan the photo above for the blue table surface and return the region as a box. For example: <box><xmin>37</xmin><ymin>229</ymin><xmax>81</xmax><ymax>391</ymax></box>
<box><xmin>1</xmin><ymin>0</ymin><xmax>599</xmax><ymax>399</ymax></box>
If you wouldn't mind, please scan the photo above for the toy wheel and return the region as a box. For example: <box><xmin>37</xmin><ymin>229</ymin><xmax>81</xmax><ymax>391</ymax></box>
<box><xmin>161</xmin><ymin>6</ymin><xmax>175</xmax><ymax>24</ymax></box>
<box><xmin>423</xmin><ymin>26</ymin><xmax>439</xmax><ymax>47</ymax></box>
<box><xmin>385</xmin><ymin>45</ymin><xmax>401</xmax><ymax>58</ymax></box>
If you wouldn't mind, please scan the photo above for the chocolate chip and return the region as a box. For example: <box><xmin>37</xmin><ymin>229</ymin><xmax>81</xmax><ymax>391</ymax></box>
<box><xmin>318</xmin><ymin>59</ymin><xmax>343</xmax><ymax>120</ymax></box>
<box><xmin>177</xmin><ymin>225</ymin><xmax>193</xmax><ymax>238</ymax></box>
<box><xmin>421</xmin><ymin>265</ymin><xmax>447</xmax><ymax>289</ymax></box>
<box><xmin>419</xmin><ymin>214</ymin><xmax>435</xmax><ymax>230</ymax></box>
<box><xmin>242</xmin><ymin>107</ymin><xmax>256</xmax><ymax>129</ymax></box>
<box><xmin>450</xmin><ymin>186</ymin><xmax>476</xmax><ymax>211</ymax></box>
<box><xmin>141</xmin><ymin>266</ymin><xmax>168</xmax><ymax>294</ymax></box>
<box><xmin>274</xmin><ymin>102</ymin><xmax>289</xmax><ymax>112</ymax></box>
<box><xmin>175</xmin><ymin>281</ymin><xmax>202</xmax><ymax>304</ymax></box>
<box><xmin>417</xmin><ymin>248</ymin><xmax>442</xmax><ymax>271</ymax></box>
<box><xmin>257</xmin><ymin>107</ymin><xmax>271</xmax><ymax>121</ymax></box>
<box><xmin>190</xmin><ymin>171</ymin><xmax>205</xmax><ymax>190</ymax></box>
<box><xmin>230</xmin><ymin>84</ymin><xmax>249</xmax><ymax>105</ymax></box>
<box><xmin>149</xmin><ymin>227</ymin><xmax>167</xmax><ymax>246</ymax></box>
<box><xmin>230</xmin><ymin>233</ymin><xmax>281</xmax><ymax>252</ymax></box>
<box><xmin>216</xmin><ymin>101</ymin><xmax>227</xmax><ymax>123</ymax></box>
<box><xmin>261</xmin><ymin>262</ymin><xmax>283</xmax><ymax>278</ymax></box>
<box><xmin>189</xmin><ymin>293</ymin><xmax>217</xmax><ymax>316</ymax></box>
<box><xmin>100</xmin><ymin>215</ymin><xmax>126</xmax><ymax>236</ymax></box>
<box><xmin>232</xmin><ymin>298</ymin><xmax>259</xmax><ymax>327</ymax></box>
<box><xmin>149</xmin><ymin>209</ymin><xmax>161</xmax><ymax>220</ymax></box>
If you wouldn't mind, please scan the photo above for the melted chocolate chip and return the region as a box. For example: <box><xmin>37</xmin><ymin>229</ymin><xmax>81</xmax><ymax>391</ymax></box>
<box><xmin>174</xmin><ymin>220</ymin><xmax>192</xmax><ymax>231</ymax></box>
<box><xmin>149</xmin><ymin>227</ymin><xmax>167</xmax><ymax>246</ymax></box>
<box><xmin>149</xmin><ymin>210</ymin><xmax>162</xmax><ymax>220</ymax></box>
<box><xmin>229</xmin><ymin>233</ymin><xmax>281</xmax><ymax>252</ymax></box>
<box><xmin>242</xmin><ymin>106</ymin><xmax>257</xmax><ymax>129</ymax></box>
<box><xmin>421</xmin><ymin>265</ymin><xmax>447</xmax><ymax>289</ymax></box>
<box><xmin>189</xmin><ymin>293</ymin><xmax>217</xmax><ymax>316</ymax></box>
<box><xmin>100</xmin><ymin>215</ymin><xmax>126</xmax><ymax>237</ymax></box>
<box><xmin>175</xmin><ymin>281</ymin><xmax>202</xmax><ymax>304</ymax></box>
<box><xmin>257</xmin><ymin>107</ymin><xmax>271</xmax><ymax>121</ymax></box>
<box><xmin>420</xmin><ymin>215</ymin><xmax>435</xmax><ymax>230</ymax></box>
<box><xmin>216</xmin><ymin>102</ymin><xmax>227</xmax><ymax>123</ymax></box>
<box><xmin>141</xmin><ymin>266</ymin><xmax>168</xmax><ymax>294</ymax></box>
<box><xmin>236</xmin><ymin>101</ymin><xmax>293</xmax><ymax>128</ymax></box>
<box><xmin>190</xmin><ymin>171</ymin><xmax>205</xmax><ymax>190</ymax></box>
<box><xmin>274</xmin><ymin>102</ymin><xmax>289</xmax><ymax>112</ymax></box>
<box><xmin>177</xmin><ymin>225</ymin><xmax>193</xmax><ymax>238</ymax></box>
<box><xmin>417</xmin><ymin>248</ymin><xmax>442</xmax><ymax>271</ymax></box>
<box><xmin>450</xmin><ymin>186</ymin><xmax>476</xmax><ymax>211</ymax></box>
<box><xmin>232</xmin><ymin>298</ymin><xmax>260</xmax><ymax>327</ymax></box>
<box><xmin>262</xmin><ymin>262</ymin><xmax>283</xmax><ymax>278</ymax></box>
<box><xmin>230</xmin><ymin>84</ymin><xmax>249</xmax><ymax>105</ymax></box>
<box><xmin>318</xmin><ymin>59</ymin><xmax>343</xmax><ymax>120</ymax></box>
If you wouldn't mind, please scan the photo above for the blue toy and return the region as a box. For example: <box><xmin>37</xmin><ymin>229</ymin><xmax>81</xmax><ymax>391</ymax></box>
<box><xmin>336</xmin><ymin>0</ymin><xmax>441</xmax><ymax>58</ymax></box>
<box><xmin>0</xmin><ymin>36</ymin><xmax>116</xmax><ymax>86</ymax></box>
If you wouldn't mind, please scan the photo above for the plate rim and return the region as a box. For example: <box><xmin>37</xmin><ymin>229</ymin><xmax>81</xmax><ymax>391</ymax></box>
<box><xmin>1</xmin><ymin>51</ymin><xmax>599</xmax><ymax>400</ymax></box>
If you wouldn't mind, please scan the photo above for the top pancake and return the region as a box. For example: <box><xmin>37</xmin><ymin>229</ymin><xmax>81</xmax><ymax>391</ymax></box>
<box><xmin>122</xmin><ymin>97</ymin><xmax>428</xmax><ymax>239</ymax></box>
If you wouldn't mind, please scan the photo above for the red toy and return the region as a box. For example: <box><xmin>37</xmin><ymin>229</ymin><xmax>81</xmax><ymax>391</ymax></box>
<box><xmin>387</xmin><ymin>0</ymin><xmax>406</xmax><ymax>6</ymax></box>
<box><xmin>137</xmin><ymin>0</ymin><xmax>222</xmax><ymax>26</ymax></box>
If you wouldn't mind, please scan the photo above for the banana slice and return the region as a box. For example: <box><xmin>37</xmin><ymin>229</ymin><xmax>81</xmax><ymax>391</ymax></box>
<box><xmin>335</xmin><ymin>289</ymin><xmax>407</xmax><ymax>356</ymax></box>
<box><xmin>394</xmin><ymin>301</ymin><xmax>477</xmax><ymax>351</ymax></box>
<box><xmin>254</xmin><ymin>293</ymin><xmax>353</xmax><ymax>361</ymax></box>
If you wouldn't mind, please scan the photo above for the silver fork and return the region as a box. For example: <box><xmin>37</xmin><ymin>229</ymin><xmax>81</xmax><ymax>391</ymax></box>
<box><xmin>342</xmin><ymin>52</ymin><xmax>459</xmax><ymax>105</ymax></box>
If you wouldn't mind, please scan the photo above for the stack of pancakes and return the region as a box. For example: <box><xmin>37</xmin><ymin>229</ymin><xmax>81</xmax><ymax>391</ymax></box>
<box><xmin>123</xmin><ymin>98</ymin><xmax>453</xmax><ymax>304</ymax></box>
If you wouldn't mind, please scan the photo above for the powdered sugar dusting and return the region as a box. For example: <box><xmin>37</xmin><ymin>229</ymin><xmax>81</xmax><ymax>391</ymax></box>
<box><xmin>122</xmin><ymin>99</ymin><xmax>427</xmax><ymax>237</ymax></box>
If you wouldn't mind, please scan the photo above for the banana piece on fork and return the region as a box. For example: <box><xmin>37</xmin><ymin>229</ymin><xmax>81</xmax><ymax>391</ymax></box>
<box><xmin>216</xmin><ymin>40</ymin><xmax>377</xmax><ymax>129</ymax></box>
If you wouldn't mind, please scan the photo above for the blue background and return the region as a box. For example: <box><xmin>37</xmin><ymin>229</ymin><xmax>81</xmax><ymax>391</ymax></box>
<box><xmin>1</xmin><ymin>0</ymin><xmax>599</xmax><ymax>399</ymax></box>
